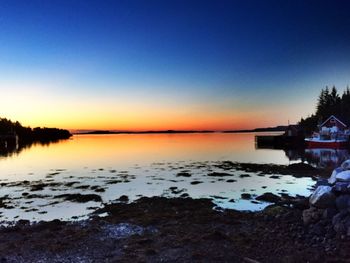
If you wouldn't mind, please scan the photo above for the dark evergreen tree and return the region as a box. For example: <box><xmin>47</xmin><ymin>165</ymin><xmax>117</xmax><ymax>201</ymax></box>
<box><xmin>0</xmin><ymin>117</ymin><xmax>71</xmax><ymax>143</ymax></box>
<box><xmin>300</xmin><ymin>85</ymin><xmax>350</xmax><ymax>134</ymax></box>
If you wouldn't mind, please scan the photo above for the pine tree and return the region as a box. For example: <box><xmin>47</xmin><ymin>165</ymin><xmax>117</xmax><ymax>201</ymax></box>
<box><xmin>300</xmin><ymin>85</ymin><xmax>349</xmax><ymax>134</ymax></box>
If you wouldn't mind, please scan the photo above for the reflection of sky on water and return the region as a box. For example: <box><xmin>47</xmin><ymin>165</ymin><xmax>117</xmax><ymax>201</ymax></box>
<box><xmin>285</xmin><ymin>148</ymin><xmax>350</xmax><ymax>169</ymax></box>
<box><xmin>304</xmin><ymin>148</ymin><xmax>350</xmax><ymax>169</ymax></box>
<box><xmin>0</xmin><ymin>133</ymin><xmax>292</xmax><ymax>182</ymax></box>
<box><xmin>0</xmin><ymin>133</ymin><xmax>315</xmax><ymax>222</ymax></box>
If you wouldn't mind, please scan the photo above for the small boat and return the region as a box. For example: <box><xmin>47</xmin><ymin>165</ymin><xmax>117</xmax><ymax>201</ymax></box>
<box><xmin>305</xmin><ymin>137</ymin><xmax>348</xmax><ymax>148</ymax></box>
<box><xmin>305</xmin><ymin>115</ymin><xmax>349</xmax><ymax>148</ymax></box>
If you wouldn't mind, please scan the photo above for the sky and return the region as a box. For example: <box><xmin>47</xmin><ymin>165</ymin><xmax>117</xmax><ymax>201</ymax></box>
<box><xmin>1</xmin><ymin>0</ymin><xmax>350</xmax><ymax>131</ymax></box>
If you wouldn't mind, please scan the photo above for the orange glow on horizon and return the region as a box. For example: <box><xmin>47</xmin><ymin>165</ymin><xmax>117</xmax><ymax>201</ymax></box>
<box><xmin>1</xmin><ymin>107</ymin><xmax>292</xmax><ymax>132</ymax></box>
<box><xmin>13</xmin><ymin>112</ymin><xmax>280</xmax><ymax>132</ymax></box>
<box><xmin>0</xmin><ymin>81</ymin><xmax>304</xmax><ymax>131</ymax></box>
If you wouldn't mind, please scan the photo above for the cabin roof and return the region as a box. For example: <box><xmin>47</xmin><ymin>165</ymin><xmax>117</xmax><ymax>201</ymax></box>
<box><xmin>320</xmin><ymin>115</ymin><xmax>347</xmax><ymax>128</ymax></box>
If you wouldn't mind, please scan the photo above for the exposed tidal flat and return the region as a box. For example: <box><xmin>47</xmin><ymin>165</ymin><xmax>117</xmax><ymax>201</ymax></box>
<box><xmin>0</xmin><ymin>133</ymin><xmax>348</xmax><ymax>262</ymax></box>
<box><xmin>0</xmin><ymin>160</ymin><xmax>320</xmax><ymax>222</ymax></box>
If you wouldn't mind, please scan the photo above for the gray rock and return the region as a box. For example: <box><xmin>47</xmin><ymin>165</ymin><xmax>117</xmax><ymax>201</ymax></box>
<box><xmin>336</xmin><ymin>170</ymin><xmax>350</xmax><ymax>182</ymax></box>
<box><xmin>332</xmin><ymin>210</ymin><xmax>348</xmax><ymax>224</ymax></box>
<box><xmin>303</xmin><ymin>207</ymin><xmax>324</xmax><ymax>225</ymax></box>
<box><xmin>309</xmin><ymin>186</ymin><xmax>336</xmax><ymax>208</ymax></box>
<box><xmin>316</xmin><ymin>178</ymin><xmax>330</xmax><ymax>187</ymax></box>
<box><xmin>323</xmin><ymin>207</ymin><xmax>338</xmax><ymax>220</ymax></box>
<box><xmin>332</xmin><ymin>182</ymin><xmax>350</xmax><ymax>194</ymax></box>
<box><xmin>328</xmin><ymin>167</ymin><xmax>343</xmax><ymax>185</ymax></box>
<box><xmin>341</xmin><ymin>159</ymin><xmax>350</xmax><ymax>170</ymax></box>
<box><xmin>309</xmin><ymin>222</ymin><xmax>326</xmax><ymax>236</ymax></box>
<box><xmin>336</xmin><ymin>195</ymin><xmax>350</xmax><ymax>211</ymax></box>
<box><xmin>334</xmin><ymin>221</ymin><xmax>346</xmax><ymax>235</ymax></box>
<box><xmin>332</xmin><ymin>211</ymin><xmax>350</xmax><ymax>235</ymax></box>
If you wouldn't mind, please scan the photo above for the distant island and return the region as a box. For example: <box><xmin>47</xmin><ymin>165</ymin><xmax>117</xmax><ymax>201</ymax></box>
<box><xmin>76</xmin><ymin>130</ymin><xmax>216</xmax><ymax>135</ymax></box>
<box><xmin>223</xmin><ymin>125</ymin><xmax>288</xmax><ymax>133</ymax></box>
<box><xmin>75</xmin><ymin>126</ymin><xmax>288</xmax><ymax>135</ymax></box>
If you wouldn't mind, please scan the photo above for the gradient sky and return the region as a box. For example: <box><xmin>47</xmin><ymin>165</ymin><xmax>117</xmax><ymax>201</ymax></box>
<box><xmin>1</xmin><ymin>0</ymin><xmax>350</xmax><ymax>131</ymax></box>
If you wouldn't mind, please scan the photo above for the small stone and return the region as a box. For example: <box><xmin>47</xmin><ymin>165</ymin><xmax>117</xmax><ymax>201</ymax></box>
<box><xmin>241</xmin><ymin>193</ymin><xmax>252</xmax><ymax>200</ymax></box>
<box><xmin>341</xmin><ymin>159</ymin><xmax>350</xmax><ymax>170</ymax></box>
<box><xmin>226</xmin><ymin>179</ymin><xmax>237</xmax><ymax>183</ymax></box>
<box><xmin>303</xmin><ymin>207</ymin><xmax>323</xmax><ymax>225</ymax></box>
<box><xmin>256</xmin><ymin>192</ymin><xmax>281</xmax><ymax>203</ymax></box>
<box><xmin>176</xmin><ymin>172</ymin><xmax>191</xmax><ymax>177</ymax></box>
<box><xmin>118</xmin><ymin>195</ymin><xmax>129</xmax><ymax>202</ymax></box>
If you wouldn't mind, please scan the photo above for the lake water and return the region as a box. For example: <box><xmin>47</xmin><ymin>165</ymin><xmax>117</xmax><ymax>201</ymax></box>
<box><xmin>0</xmin><ymin>132</ymin><xmax>341</xmax><ymax>222</ymax></box>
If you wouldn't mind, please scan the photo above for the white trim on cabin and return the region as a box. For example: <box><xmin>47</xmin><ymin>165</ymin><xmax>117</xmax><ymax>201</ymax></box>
<box><xmin>320</xmin><ymin>115</ymin><xmax>347</xmax><ymax>128</ymax></box>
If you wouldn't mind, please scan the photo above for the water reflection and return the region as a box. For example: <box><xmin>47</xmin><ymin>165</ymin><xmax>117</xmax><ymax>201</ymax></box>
<box><xmin>0</xmin><ymin>142</ymin><xmax>19</xmax><ymax>158</ymax></box>
<box><xmin>2</xmin><ymin>133</ymin><xmax>349</xmax><ymax>170</ymax></box>
<box><xmin>256</xmin><ymin>143</ymin><xmax>350</xmax><ymax>169</ymax></box>
<box><xmin>304</xmin><ymin>148</ymin><xmax>350</xmax><ymax>169</ymax></box>
<box><xmin>283</xmin><ymin>148</ymin><xmax>350</xmax><ymax>169</ymax></box>
<box><xmin>0</xmin><ymin>139</ymin><xmax>68</xmax><ymax>159</ymax></box>
<box><xmin>0</xmin><ymin>133</ymin><xmax>318</xmax><ymax>221</ymax></box>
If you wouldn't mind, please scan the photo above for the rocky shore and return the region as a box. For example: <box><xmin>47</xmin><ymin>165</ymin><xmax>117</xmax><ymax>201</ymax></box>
<box><xmin>0</xmin><ymin>161</ymin><xmax>347</xmax><ymax>262</ymax></box>
<box><xmin>303</xmin><ymin>159</ymin><xmax>350</xmax><ymax>244</ymax></box>
<box><xmin>0</xmin><ymin>193</ymin><xmax>348</xmax><ymax>262</ymax></box>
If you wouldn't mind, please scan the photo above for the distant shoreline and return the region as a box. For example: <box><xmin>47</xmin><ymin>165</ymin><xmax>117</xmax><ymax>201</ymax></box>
<box><xmin>73</xmin><ymin>126</ymin><xmax>287</xmax><ymax>135</ymax></box>
<box><xmin>223</xmin><ymin>125</ymin><xmax>287</xmax><ymax>133</ymax></box>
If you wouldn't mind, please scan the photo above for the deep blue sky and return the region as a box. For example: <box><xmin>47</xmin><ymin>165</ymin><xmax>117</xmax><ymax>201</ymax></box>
<box><xmin>1</xmin><ymin>0</ymin><xmax>350</xmax><ymax>129</ymax></box>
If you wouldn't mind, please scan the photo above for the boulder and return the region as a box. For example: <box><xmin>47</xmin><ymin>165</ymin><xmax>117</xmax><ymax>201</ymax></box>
<box><xmin>323</xmin><ymin>207</ymin><xmax>338</xmax><ymax>220</ymax></box>
<box><xmin>335</xmin><ymin>195</ymin><xmax>350</xmax><ymax>211</ymax></box>
<box><xmin>336</xmin><ymin>170</ymin><xmax>350</xmax><ymax>182</ymax></box>
<box><xmin>309</xmin><ymin>186</ymin><xmax>336</xmax><ymax>208</ymax></box>
<box><xmin>332</xmin><ymin>210</ymin><xmax>350</xmax><ymax>235</ymax></box>
<box><xmin>303</xmin><ymin>207</ymin><xmax>323</xmax><ymax>225</ymax></box>
<box><xmin>328</xmin><ymin>167</ymin><xmax>343</xmax><ymax>185</ymax></box>
<box><xmin>341</xmin><ymin>159</ymin><xmax>350</xmax><ymax>170</ymax></box>
<box><xmin>332</xmin><ymin>182</ymin><xmax>350</xmax><ymax>194</ymax></box>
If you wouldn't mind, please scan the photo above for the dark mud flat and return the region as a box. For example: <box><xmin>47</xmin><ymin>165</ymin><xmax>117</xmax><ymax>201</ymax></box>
<box><xmin>0</xmin><ymin>197</ymin><xmax>349</xmax><ymax>263</ymax></box>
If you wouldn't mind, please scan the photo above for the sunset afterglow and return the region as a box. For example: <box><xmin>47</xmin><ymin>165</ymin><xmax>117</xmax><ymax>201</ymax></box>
<box><xmin>1</xmin><ymin>1</ymin><xmax>350</xmax><ymax>130</ymax></box>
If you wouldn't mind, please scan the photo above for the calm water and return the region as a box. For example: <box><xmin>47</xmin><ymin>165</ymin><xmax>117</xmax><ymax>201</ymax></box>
<box><xmin>0</xmin><ymin>132</ymin><xmax>339</xmax><ymax>222</ymax></box>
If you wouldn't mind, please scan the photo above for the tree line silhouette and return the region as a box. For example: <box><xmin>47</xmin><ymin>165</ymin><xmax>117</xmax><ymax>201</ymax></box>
<box><xmin>299</xmin><ymin>86</ymin><xmax>350</xmax><ymax>134</ymax></box>
<box><xmin>0</xmin><ymin>117</ymin><xmax>72</xmax><ymax>143</ymax></box>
